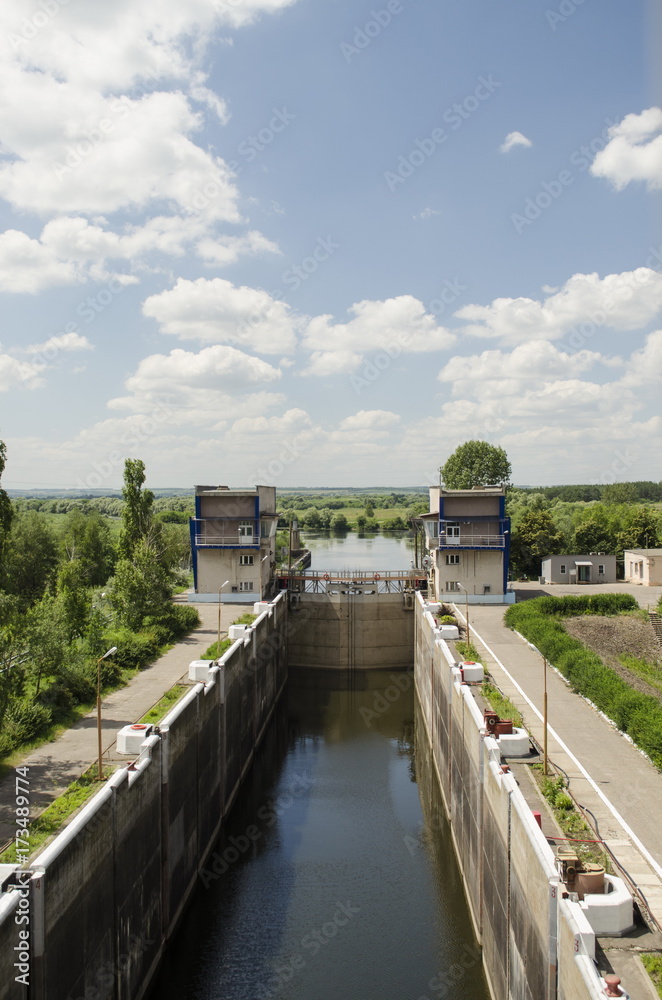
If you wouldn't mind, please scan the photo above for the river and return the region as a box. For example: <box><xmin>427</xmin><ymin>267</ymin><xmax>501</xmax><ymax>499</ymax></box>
<box><xmin>302</xmin><ymin>529</ymin><xmax>415</xmax><ymax>571</ymax></box>
<box><xmin>149</xmin><ymin>668</ymin><xmax>490</xmax><ymax>1000</ymax></box>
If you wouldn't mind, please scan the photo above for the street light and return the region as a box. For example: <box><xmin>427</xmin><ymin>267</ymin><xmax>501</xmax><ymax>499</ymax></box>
<box><xmin>288</xmin><ymin>516</ymin><xmax>299</xmax><ymax>577</ymax></box>
<box><xmin>456</xmin><ymin>582</ymin><xmax>470</xmax><ymax>649</ymax></box>
<box><xmin>217</xmin><ymin>579</ymin><xmax>230</xmax><ymax>658</ymax></box>
<box><xmin>96</xmin><ymin>646</ymin><xmax>117</xmax><ymax>781</ymax></box>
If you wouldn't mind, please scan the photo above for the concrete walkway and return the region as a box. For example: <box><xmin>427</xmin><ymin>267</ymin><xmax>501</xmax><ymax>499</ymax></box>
<box><xmin>0</xmin><ymin>598</ymin><xmax>254</xmax><ymax>846</ymax></box>
<box><xmin>453</xmin><ymin>592</ymin><xmax>662</xmax><ymax>935</ymax></box>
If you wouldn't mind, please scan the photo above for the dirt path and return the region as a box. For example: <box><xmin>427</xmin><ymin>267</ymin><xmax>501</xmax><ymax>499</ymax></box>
<box><xmin>564</xmin><ymin>614</ymin><xmax>662</xmax><ymax>703</ymax></box>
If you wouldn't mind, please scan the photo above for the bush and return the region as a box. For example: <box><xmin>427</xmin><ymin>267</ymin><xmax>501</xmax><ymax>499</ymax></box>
<box><xmin>0</xmin><ymin>701</ymin><xmax>53</xmax><ymax>757</ymax></box>
<box><xmin>506</xmin><ymin>595</ymin><xmax>662</xmax><ymax>770</ymax></box>
<box><xmin>102</xmin><ymin>629</ymin><xmax>161</xmax><ymax>671</ymax></box>
<box><xmin>439</xmin><ymin>615</ymin><xmax>456</xmax><ymax>624</ymax></box>
<box><xmin>142</xmin><ymin>605</ymin><xmax>201</xmax><ymax>643</ymax></box>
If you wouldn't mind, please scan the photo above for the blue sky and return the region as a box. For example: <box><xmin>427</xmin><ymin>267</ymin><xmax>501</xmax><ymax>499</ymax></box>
<box><xmin>0</xmin><ymin>0</ymin><xmax>660</xmax><ymax>490</ymax></box>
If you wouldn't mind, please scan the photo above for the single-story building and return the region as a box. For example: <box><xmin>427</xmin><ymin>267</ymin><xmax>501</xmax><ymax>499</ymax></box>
<box><xmin>623</xmin><ymin>549</ymin><xmax>662</xmax><ymax>586</ymax></box>
<box><xmin>541</xmin><ymin>554</ymin><xmax>617</xmax><ymax>585</ymax></box>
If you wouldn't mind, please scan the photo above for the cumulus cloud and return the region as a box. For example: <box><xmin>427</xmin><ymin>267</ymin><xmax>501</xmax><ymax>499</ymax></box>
<box><xmin>0</xmin><ymin>229</ymin><xmax>80</xmax><ymax>293</ymax></box>
<box><xmin>338</xmin><ymin>410</ymin><xmax>401</xmax><ymax>432</ymax></box>
<box><xmin>301</xmin><ymin>295</ymin><xmax>455</xmax><ymax>375</ymax></box>
<box><xmin>499</xmin><ymin>131</ymin><xmax>532</xmax><ymax>153</ymax></box>
<box><xmin>439</xmin><ymin>340</ymin><xmax>610</xmax><ymax>397</ymax></box>
<box><xmin>621</xmin><ymin>329</ymin><xmax>662</xmax><ymax>386</ymax></box>
<box><xmin>25</xmin><ymin>332</ymin><xmax>93</xmax><ymax>356</ymax></box>
<box><xmin>590</xmin><ymin>107</ymin><xmax>662</xmax><ymax>191</ymax></box>
<box><xmin>0</xmin><ymin>0</ymin><xmax>299</xmax><ymax>90</ymax></box>
<box><xmin>456</xmin><ymin>268</ymin><xmax>662</xmax><ymax>344</ymax></box>
<box><xmin>142</xmin><ymin>278</ymin><xmax>301</xmax><ymax>353</ymax></box>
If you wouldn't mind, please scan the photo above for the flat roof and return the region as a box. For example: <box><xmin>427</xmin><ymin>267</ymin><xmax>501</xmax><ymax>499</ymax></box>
<box><xmin>624</xmin><ymin>548</ymin><xmax>662</xmax><ymax>556</ymax></box>
<box><xmin>439</xmin><ymin>486</ymin><xmax>504</xmax><ymax>496</ymax></box>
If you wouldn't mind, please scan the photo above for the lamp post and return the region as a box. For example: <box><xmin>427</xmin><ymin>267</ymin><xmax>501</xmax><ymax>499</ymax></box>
<box><xmin>96</xmin><ymin>646</ymin><xmax>117</xmax><ymax>781</ymax></box>
<box><xmin>217</xmin><ymin>579</ymin><xmax>230</xmax><ymax>658</ymax></box>
<box><xmin>457</xmin><ymin>582</ymin><xmax>470</xmax><ymax>649</ymax></box>
<box><xmin>543</xmin><ymin>656</ymin><xmax>549</xmax><ymax>775</ymax></box>
<box><xmin>288</xmin><ymin>516</ymin><xmax>299</xmax><ymax>577</ymax></box>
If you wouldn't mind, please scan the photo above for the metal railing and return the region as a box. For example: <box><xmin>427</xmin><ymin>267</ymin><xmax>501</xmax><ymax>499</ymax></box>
<box><xmin>440</xmin><ymin>534</ymin><xmax>505</xmax><ymax>548</ymax></box>
<box><xmin>279</xmin><ymin>569</ymin><xmax>428</xmax><ymax>594</ymax></box>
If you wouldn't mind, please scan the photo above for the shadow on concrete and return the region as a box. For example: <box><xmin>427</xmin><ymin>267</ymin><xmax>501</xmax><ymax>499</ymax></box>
<box><xmin>511</xmin><ymin>587</ymin><xmax>550</xmax><ymax>602</ymax></box>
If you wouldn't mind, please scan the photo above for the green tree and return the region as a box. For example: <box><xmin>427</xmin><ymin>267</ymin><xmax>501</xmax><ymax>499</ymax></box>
<box><xmin>616</xmin><ymin>508</ymin><xmax>660</xmax><ymax>552</ymax></box>
<box><xmin>0</xmin><ymin>594</ymin><xmax>26</xmax><ymax>727</ymax></box>
<box><xmin>573</xmin><ymin>519</ymin><xmax>614</xmax><ymax>554</ymax></box>
<box><xmin>511</xmin><ymin>510</ymin><xmax>564</xmax><ymax>578</ymax></box>
<box><xmin>118</xmin><ymin>459</ymin><xmax>157</xmax><ymax>561</ymax></box>
<box><xmin>441</xmin><ymin>440</ymin><xmax>512</xmax><ymax>489</ymax></box>
<box><xmin>602</xmin><ymin>482</ymin><xmax>638</xmax><ymax>505</ymax></box>
<box><xmin>60</xmin><ymin>508</ymin><xmax>115</xmax><ymax>586</ymax></box>
<box><xmin>109</xmin><ymin>539</ymin><xmax>173</xmax><ymax>631</ymax></box>
<box><xmin>303</xmin><ymin>507</ymin><xmax>321</xmax><ymax>530</ymax></box>
<box><xmin>331</xmin><ymin>513</ymin><xmax>349</xmax><ymax>532</ymax></box>
<box><xmin>56</xmin><ymin>561</ymin><xmax>92</xmax><ymax>641</ymax></box>
<box><xmin>0</xmin><ymin>440</ymin><xmax>13</xmax><ymax>548</ymax></box>
<box><xmin>2</xmin><ymin>510</ymin><xmax>59</xmax><ymax>602</ymax></box>
<box><xmin>365</xmin><ymin>502</ymin><xmax>375</xmax><ymax>518</ymax></box>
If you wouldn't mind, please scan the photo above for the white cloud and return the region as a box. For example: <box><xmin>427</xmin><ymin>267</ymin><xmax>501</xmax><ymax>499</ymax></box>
<box><xmin>413</xmin><ymin>207</ymin><xmax>441</xmax><ymax>221</ymax></box>
<box><xmin>111</xmin><ymin>344</ymin><xmax>281</xmax><ymax>411</ymax></box>
<box><xmin>456</xmin><ymin>267</ymin><xmax>662</xmax><ymax>344</ymax></box>
<box><xmin>590</xmin><ymin>107</ymin><xmax>662</xmax><ymax>191</ymax></box>
<box><xmin>196</xmin><ymin>231</ymin><xmax>280</xmax><ymax>267</ymax></box>
<box><xmin>301</xmin><ymin>295</ymin><xmax>455</xmax><ymax>375</ymax></box>
<box><xmin>0</xmin><ymin>79</ymin><xmax>241</xmax><ymax>221</ymax></box>
<box><xmin>25</xmin><ymin>332</ymin><xmax>93</xmax><ymax>356</ymax></box>
<box><xmin>499</xmin><ymin>131</ymin><xmax>532</xmax><ymax>153</ymax></box>
<box><xmin>142</xmin><ymin>278</ymin><xmax>300</xmax><ymax>353</ymax></box>
<box><xmin>0</xmin><ymin>354</ymin><xmax>45</xmax><ymax>391</ymax></box>
<box><xmin>338</xmin><ymin>410</ymin><xmax>401</xmax><ymax>431</ymax></box>
<box><xmin>0</xmin><ymin>0</ymin><xmax>299</xmax><ymax>90</ymax></box>
<box><xmin>621</xmin><ymin>329</ymin><xmax>662</xmax><ymax>386</ymax></box>
<box><xmin>0</xmin><ymin>229</ymin><xmax>80</xmax><ymax>292</ymax></box>
<box><xmin>439</xmin><ymin>340</ymin><xmax>609</xmax><ymax>397</ymax></box>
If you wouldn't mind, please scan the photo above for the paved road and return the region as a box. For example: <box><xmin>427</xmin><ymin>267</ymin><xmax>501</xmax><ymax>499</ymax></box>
<box><xmin>0</xmin><ymin>598</ymin><xmax>255</xmax><ymax>846</ymax></box>
<box><xmin>453</xmin><ymin>588</ymin><xmax>662</xmax><ymax>932</ymax></box>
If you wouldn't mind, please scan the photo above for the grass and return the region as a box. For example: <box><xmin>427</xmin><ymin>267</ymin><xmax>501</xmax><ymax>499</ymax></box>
<box><xmin>0</xmin><ymin>764</ymin><xmax>114</xmax><ymax>864</ymax></box>
<box><xmin>202</xmin><ymin>613</ymin><xmax>259</xmax><ymax>658</ymax></box>
<box><xmin>139</xmin><ymin>684</ymin><xmax>188</xmax><ymax>724</ymax></box>
<box><xmin>641</xmin><ymin>954</ymin><xmax>662</xmax><ymax>998</ymax></box>
<box><xmin>203</xmin><ymin>638</ymin><xmax>232</xmax><ymax>658</ymax></box>
<box><xmin>482</xmin><ymin>682</ymin><xmax>524</xmax><ymax>728</ymax></box>
<box><xmin>619</xmin><ymin>653</ymin><xmax>662</xmax><ymax>695</ymax></box>
<box><xmin>531</xmin><ymin>766</ymin><xmax>608</xmax><ymax>869</ymax></box>
<box><xmin>454</xmin><ymin>640</ymin><xmax>483</xmax><ymax>662</ymax></box>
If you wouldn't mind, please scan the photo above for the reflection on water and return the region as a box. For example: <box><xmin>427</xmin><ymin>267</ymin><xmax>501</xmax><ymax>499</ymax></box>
<box><xmin>150</xmin><ymin>670</ymin><xmax>489</xmax><ymax>1000</ymax></box>
<box><xmin>303</xmin><ymin>530</ymin><xmax>415</xmax><ymax>571</ymax></box>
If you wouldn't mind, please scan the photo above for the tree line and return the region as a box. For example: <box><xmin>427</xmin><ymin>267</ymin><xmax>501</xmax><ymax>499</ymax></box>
<box><xmin>0</xmin><ymin>448</ymin><xmax>199</xmax><ymax>759</ymax></box>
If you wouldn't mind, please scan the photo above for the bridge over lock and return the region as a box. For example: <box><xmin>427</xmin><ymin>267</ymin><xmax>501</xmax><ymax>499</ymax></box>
<box><xmin>280</xmin><ymin>569</ymin><xmax>428</xmax><ymax>670</ymax></box>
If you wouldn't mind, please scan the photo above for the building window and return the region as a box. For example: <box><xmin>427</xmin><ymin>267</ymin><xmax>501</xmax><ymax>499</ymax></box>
<box><xmin>483</xmin><ymin>585</ymin><xmax>491</xmax><ymax>594</ymax></box>
<box><xmin>240</xmin><ymin>555</ymin><xmax>254</xmax><ymax>566</ymax></box>
<box><xmin>445</xmin><ymin>554</ymin><xmax>460</xmax><ymax>565</ymax></box>
<box><xmin>447</xmin><ymin>581</ymin><xmax>460</xmax><ymax>592</ymax></box>
<box><xmin>598</xmin><ymin>564</ymin><xmax>605</xmax><ymax>575</ymax></box>
<box><xmin>560</xmin><ymin>564</ymin><xmax>566</xmax><ymax>574</ymax></box>
<box><xmin>239</xmin><ymin>521</ymin><xmax>253</xmax><ymax>537</ymax></box>
<box><xmin>239</xmin><ymin>581</ymin><xmax>253</xmax><ymax>591</ymax></box>
<box><xmin>446</xmin><ymin>522</ymin><xmax>460</xmax><ymax>538</ymax></box>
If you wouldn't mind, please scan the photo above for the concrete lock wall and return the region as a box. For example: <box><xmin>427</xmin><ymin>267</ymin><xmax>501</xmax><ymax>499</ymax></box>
<box><xmin>0</xmin><ymin>891</ymin><xmax>27</xmax><ymax>1000</ymax></box>
<box><xmin>288</xmin><ymin>591</ymin><xmax>414</xmax><ymax>669</ymax></box>
<box><xmin>9</xmin><ymin>593</ymin><xmax>288</xmax><ymax>1000</ymax></box>
<box><xmin>414</xmin><ymin>594</ymin><xmax>606</xmax><ymax>1000</ymax></box>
